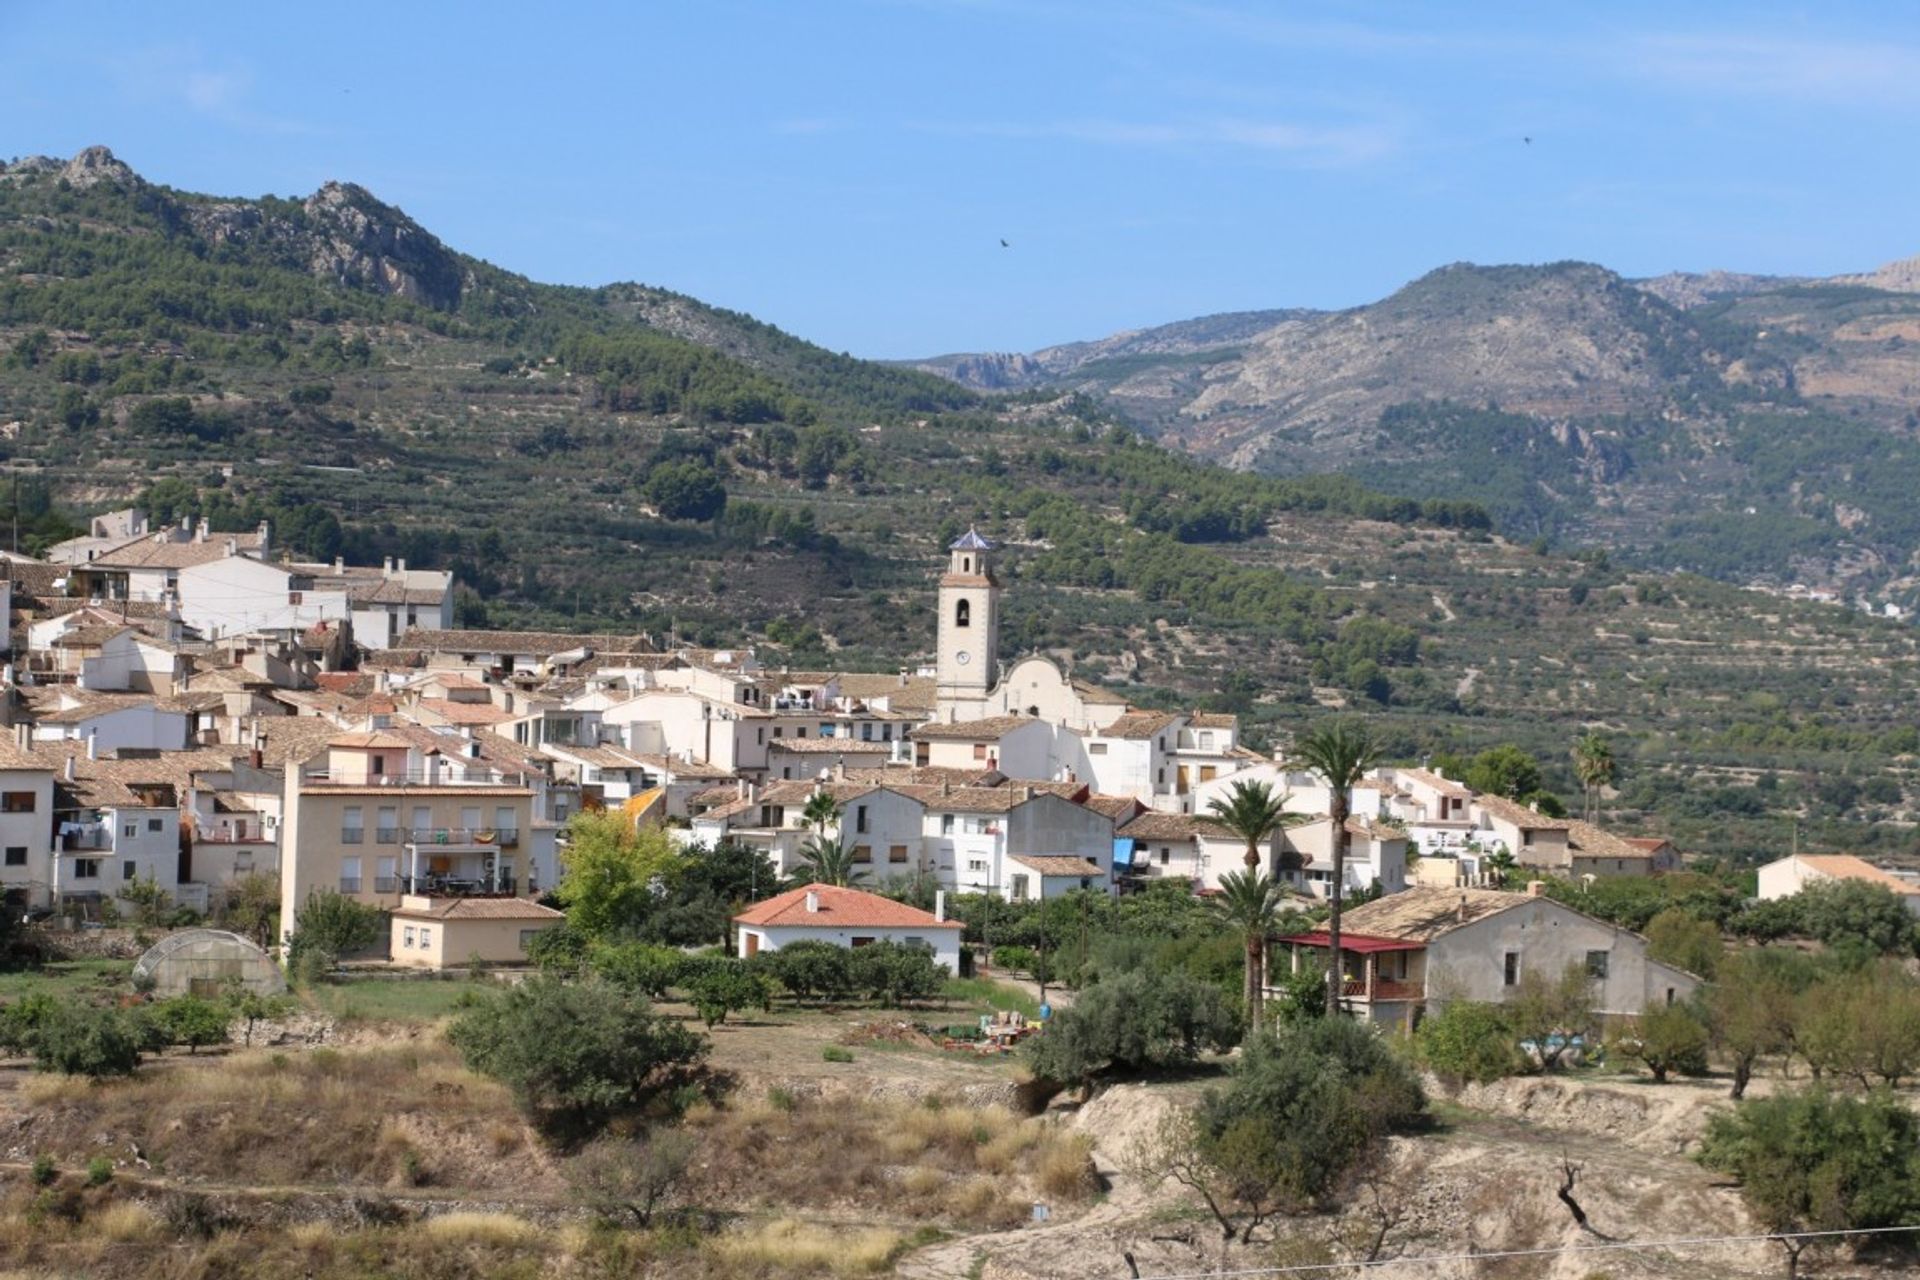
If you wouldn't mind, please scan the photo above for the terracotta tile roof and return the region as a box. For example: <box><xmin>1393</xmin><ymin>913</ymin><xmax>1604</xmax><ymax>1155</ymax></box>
<box><xmin>910</xmin><ymin>715</ymin><xmax>1038</xmax><ymax>741</ymax></box>
<box><xmin>1083</xmin><ymin>794</ymin><xmax>1145</xmax><ymax>823</ymax></box>
<box><xmin>313</xmin><ymin>672</ymin><xmax>375</xmax><ymax>695</ymax></box>
<box><xmin>835</xmin><ymin>673</ymin><xmax>938</xmax><ymax>705</ymax></box>
<box><xmin>768</xmin><ymin>737</ymin><xmax>893</xmax><ymax>754</ymax></box>
<box><xmin>1072</xmin><ymin>679</ymin><xmax>1131</xmax><ymax>706</ymax></box>
<box><xmin>415</xmin><ymin>697</ymin><xmax>514</xmax><ymax>726</ymax></box>
<box><xmin>1009</xmin><ymin>855</ymin><xmax>1105</xmax><ymax>877</ymax></box>
<box><xmin>393</xmin><ymin>897</ymin><xmax>566</xmax><ymax>921</ymax></box>
<box><xmin>394</xmin><ymin>627</ymin><xmax>655</xmax><ymax>658</ymax></box>
<box><xmin>90</xmin><ymin>535</ymin><xmax>265</xmax><ymax>570</ymax></box>
<box><xmin>894</xmin><ymin>784</ymin><xmax>1029</xmax><ymax>814</ymax></box>
<box><xmin>328</xmin><ymin>731</ymin><xmax>415</xmax><ymax>750</ymax></box>
<box><xmin>1336</xmin><ymin>887</ymin><xmax>1532</xmax><ymax>942</ymax></box>
<box><xmin>1475</xmin><ymin>794</ymin><xmax>1572</xmax><ymax>831</ymax></box>
<box><xmin>1623</xmin><ymin>836</ymin><xmax>1674</xmax><ymax>853</ymax></box>
<box><xmin>622</xmin><ymin>752</ymin><xmax>733</xmax><ymax>780</ymax></box>
<box><xmin>1120</xmin><ymin>812</ymin><xmax>1229</xmax><ymax>841</ymax></box>
<box><xmin>1794</xmin><ymin>854</ymin><xmax>1920</xmax><ymax>897</ymax></box>
<box><xmin>842</xmin><ymin>765</ymin><xmax>1001</xmax><ymax>788</ymax></box>
<box><xmin>541</xmin><ymin>743</ymin><xmax>651</xmax><ymax>769</ymax></box>
<box><xmin>1097</xmin><ymin>710</ymin><xmax>1183</xmax><ymax>740</ymax></box>
<box><xmin>733</xmin><ymin>883</ymin><xmax>962</xmax><ymax>930</ymax></box>
<box><xmin>1393</xmin><ymin>767</ymin><xmax>1473</xmax><ymax>799</ymax></box>
<box><xmin>1566</xmin><ymin>820</ymin><xmax>1657</xmax><ymax>860</ymax></box>
<box><xmin>1187</xmin><ymin>712</ymin><xmax>1239</xmax><ymax>730</ymax></box>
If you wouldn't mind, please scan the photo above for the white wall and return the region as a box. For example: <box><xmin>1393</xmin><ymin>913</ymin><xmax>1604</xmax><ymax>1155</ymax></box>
<box><xmin>738</xmin><ymin>921</ymin><xmax>963</xmax><ymax>975</ymax></box>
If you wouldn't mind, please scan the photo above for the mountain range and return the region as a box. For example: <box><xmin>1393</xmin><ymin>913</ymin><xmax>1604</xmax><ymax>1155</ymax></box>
<box><xmin>913</xmin><ymin>253</ymin><xmax>1920</xmax><ymax>600</ymax></box>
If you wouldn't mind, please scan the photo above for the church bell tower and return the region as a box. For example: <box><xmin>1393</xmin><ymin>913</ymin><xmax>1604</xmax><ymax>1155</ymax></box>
<box><xmin>936</xmin><ymin>528</ymin><xmax>999</xmax><ymax>718</ymax></box>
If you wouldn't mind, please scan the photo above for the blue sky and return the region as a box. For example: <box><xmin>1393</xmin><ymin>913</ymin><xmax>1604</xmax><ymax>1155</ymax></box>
<box><xmin>5</xmin><ymin>1</ymin><xmax>1918</xmax><ymax>357</ymax></box>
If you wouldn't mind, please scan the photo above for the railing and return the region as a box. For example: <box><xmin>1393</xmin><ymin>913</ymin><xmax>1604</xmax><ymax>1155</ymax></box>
<box><xmin>373</xmin><ymin>876</ymin><xmax>399</xmax><ymax>893</ymax></box>
<box><xmin>341</xmin><ymin>828</ymin><xmax>365</xmax><ymax>844</ymax></box>
<box><xmin>301</xmin><ymin>769</ymin><xmax>540</xmax><ymax>788</ymax></box>
<box><xmin>193</xmin><ymin>828</ymin><xmax>269</xmax><ymax>845</ymax></box>
<box><xmin>404</xmin><ymin>827</ymin><xmax>502</xmax><ymax>846</ymax></box>
<box><xmin>401</xmin><ymin>874</ymin><xmax>518</xmax><ymax>897</ymax></box>
<box><xmin>62</xmin><ymin>831</ymin><xmax>113</xmax><ymax>851</ymax></box>
<box><xmin>376</xmin><ymin>828</ymin><xmax>401</xmax><ymax>844</ymax></box>
<box><xmin>338</xmin><ymin>877</ymin><xmax>362</xmax><ymax>893</ymax></box>
<box><xmin>1341</xmin><ymin>979</ymin><xmax>1422</xmax><ymax>1001</ymax></box>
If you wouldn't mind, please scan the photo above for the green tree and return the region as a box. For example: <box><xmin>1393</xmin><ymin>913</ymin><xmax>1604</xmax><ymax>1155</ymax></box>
<box><xmin>285</xmin><ymin>889</ymin><xmax>386</xmax><ymax>980</ymax></box>
<box><xmin>218</xmin><ymin>871</ymin><xmax>281</xmax><ymax>949</ymax></box>
<box><xmin>1025</xmin><ymin>968</ymin><xmax>1240</xmax><ymax>1091</ymax></box>
<box><xmin>762</xmin><ymin>940</ymin><xmax>855</xmax><ymax>1002</ymax></box>
<box><xmin>847</xmin><ymin>940</ymin><xmax>946</xmax><ymax>1007</ymax></box>
<box><xmin>1613</xmin><ymin>1002</ymin><xmax>1711</xmax><ymax>1083</ymax></box>
<box><xmin>1645</xmin><ymin>908</ymin><xmax>1724</xmax><ymax>978</ymax></box>
<box><xmin>1507</xmin><ymin>961</ymin><xmax>1595</xmax><ymax>1072</ymax></box>
<box><xmin>446</xmin><ymin>976</ymin><xmax>706</xmax><ymax>1141</ymax></box>
<box><xmin>642</xmin><ymin>460</ymin><xmax>728</xmax><ymax>522</ymax></box>
<box><xmin>121</xmin><ymin>875</ymin><xmax>172</xmax><ymax>929</ymax></box>
<box><xmin>684</xmin><ymin>959</ymin><xmax>773</xmax><ymax>1027</ymax></box>
<box><xmin>799</xmin><ymin>791</ymin><xmax>841</xmax><ymax>836</ymax></box>
<box><xmin>1292</xmin><ymin>720</ymin><xmax>1383</xmax><ymax>1015</ymax></box>
<box><xmin>1708</xmin><ymin>949</ymin><xmax>1807</xmax><ymax>1099</ymax></box>
<box><xmin>1698</xmin><ymin>1088</ymin><xmax>1920</xmax><ymax>1280</ymax></box>
<box><xmin>553</xmin><ymin>811</ymin><xmax>685</xmax><ymax>941</ymax></box>
<box><xmin>1204</xmin><ymin>778</ymin><xmax>1292</xmax><ymax>873</ymax></box>
<box><xmin>1571</xmin><ymin>733</ymin><xmax>1617</xmax><ymax>822</ymax></box>
<box><xmin>1418</xmin><ymin>1001</ymin><xmax>1523</xmax><ymax>1086</ymax></box>
<box><xmin>151</xmin><ymin>995</ymin><xmax>231</xmax><ymax>1055</ymax></box>
<box><xmin>1460</xmin><ymin>744</ymin><xmax>1544</xmax><ymax>801</ymax></box>
<box><xmin>1792</xmin><ymin>879</ymin><xmax>1915</xmax><ymax>955</ymax></box>
<box><xmin>569</xmin><ymin>1130</ymin><xmax>699</xmax><ymax>1229</ymax></box>
<box><xmin>1210</xmin><ymin>869</ymin><xmax>1293</xmax><ymax>1033</ymax></box>
<box><xmin>590</xmin><ymin>941</ymin><xmax>685</xmax><ymax>998</ymax></box>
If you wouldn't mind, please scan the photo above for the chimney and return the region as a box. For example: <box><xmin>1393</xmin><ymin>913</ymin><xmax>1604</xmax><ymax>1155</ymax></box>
<box><xmin>63</xmin><ymin>753</ymin><xmax>74</xmax><ymax>782</ymax></box>
<box><xmin>805</xmin><ymin>889</ymin><xmax>820</xmax><ymax>914</ymax></box>
<box><xmin>196</xmin><ymin>518</ymin><xmax>209</xmax><ymax>543</ymax></box>
<box><xmin>86</xmin><ymin>730</ymin><xmax>97</xmax><ymax>761</ymax></box>
<box><xmin>934</xmin><ymin>889</ymin><xmax>947</xmax><ymax>923</ymax></box>
<box><xmin>834</xmin><ymin>760</ymin><xmax>846</xmax><ymax>782</ymax></box>
<box><xmin>224</xmin><ymin>537</ymin><xmax>237</xmax><ymax>557</ymax></box>
<box><xmin>736</xmin><ymin>777</ymin><xmax>750</xmax><ymax>799</ymax></box>
<box><xmin>397</xmin><ymin>558</ymin><xmax>407</xmax><ymax>574</ymax></box>
<box><xmin>12</xmin><ymin>722</ymin><xmax>29</xmax><ymax>751</ymax></box>
<box><xmin>334</xmin><ymin>556</ymin><xmax>345</xmax><ymax>575</ymax></box>
<box><xmin>1020</xmin><ymin>784</ymin><xmax>1033</xmax><ymax>802</ymax></box>
<box><xmin>1527</xmin><ymin>880</ymin><xmax>1546</xmax><ymax>898</ymax></box>
<box><xmin>1457</xmin><ymin>893</ymin><xmax>1468</xmax><ymax>923</ymax></box>
<box><xmin>383</xmin><ymin>557</ymin><xmax>394</xmax><ymax>574</ymax></box>
<box><xmin>899</xmin><ymin>669</ymin><xmax>909</xmax><ymax>688</ymax></box>
<box><xmin>249</xmin><ymin>744</ymin><xmax>263</xmax><ymax>769</ymax></box>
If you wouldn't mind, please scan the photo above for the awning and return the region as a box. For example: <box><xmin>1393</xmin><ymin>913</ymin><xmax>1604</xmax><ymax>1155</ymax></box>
<box><xmin>1286</xmin><ymin>931</ymin><xmax>1424</xmax><ymax>954</ymax></box>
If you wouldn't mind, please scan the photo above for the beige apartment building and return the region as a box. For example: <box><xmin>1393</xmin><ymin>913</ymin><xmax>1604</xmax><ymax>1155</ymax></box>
<box><xmin>278</xmin><ymin>732</ymin><xmax>541</xmax><ymax>953</ymax></box>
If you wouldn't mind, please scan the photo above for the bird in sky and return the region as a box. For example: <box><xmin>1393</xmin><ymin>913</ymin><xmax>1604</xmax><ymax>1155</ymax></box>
<box><xmin>1522</xmin><ymin>136</ymin><xmax>1533</xmax><ymax>145</ymax></box>
<box><xmin>1000</xmin><ymin>238</ymin><xmax>1010</xmax><ymax>248</ymax></box>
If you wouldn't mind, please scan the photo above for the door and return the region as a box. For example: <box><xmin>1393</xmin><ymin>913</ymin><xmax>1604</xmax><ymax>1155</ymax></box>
<box><xmin>744</xmin><ymin>932</ymin><xmax>760</xmax><ymax>958</ymax></box>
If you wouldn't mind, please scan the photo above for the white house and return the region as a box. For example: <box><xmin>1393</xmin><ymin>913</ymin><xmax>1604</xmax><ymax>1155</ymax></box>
<box><xmin>0</xmin><ymin>738</ymin><xmax>57</xmax><ymax>911</ymax></box>
<box><xmin>1757</xmin><ymin>853</ymin><xmax>1920</xmax><ymax>915</ymax></box>
<box><xmin>911</xmin><ymin>715</ymin><xmax>1053</xmax><ymax>778</ymax></box>
<box><xmin>732</xmin><ymin>882</ymin><xmax>964</xmax><ymax>974</ymax></box>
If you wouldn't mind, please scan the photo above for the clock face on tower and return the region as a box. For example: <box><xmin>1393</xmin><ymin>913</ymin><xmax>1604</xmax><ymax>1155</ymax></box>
<box><xmin>955</xmin><ymin>650</ymin><xmax>971</xmax><ymax>665</ymax></box>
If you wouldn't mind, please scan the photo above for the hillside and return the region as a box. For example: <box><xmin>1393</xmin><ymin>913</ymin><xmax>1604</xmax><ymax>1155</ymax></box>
<box><xmin>5</xmin><ymin>148</ymin><xmax>1920</xmax><ymax>863</ymax></box>
<box><xmin>913</xmin><ymin>256</ymin><xmax>1920</xmax><ymax>603</ymax></box>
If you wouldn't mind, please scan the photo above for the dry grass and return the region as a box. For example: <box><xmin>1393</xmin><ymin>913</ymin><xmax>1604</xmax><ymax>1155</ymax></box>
<box><xmin>20</xmin><ymin>1075</ymin><xmax>95</xmax><ymax>1107</ymax></box>
<box><xmin>90</xmin><ymin>1202</ymin><xmax>159</xmax><ymax>1243</ymax></box>
<box><xmin>419</xmin><ymin>1211</ymin><xmax>540</xmax><ymax>1247</ymax></box>
<box><xmin>712</xmin><ymin>1218</ymin><xmax>903</xmax><ymax>1276</ymax></box>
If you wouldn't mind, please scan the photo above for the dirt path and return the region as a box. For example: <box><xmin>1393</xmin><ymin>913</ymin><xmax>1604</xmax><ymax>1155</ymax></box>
<box><xmin>1431</xmin><ymin>592</ymin><xmax>1457</xmax><ymax>622</ymax></box>
<box><xmin>1456</xmin><ymin>666</ymin><xmax>1480</xmax><ymax>698</ymax></box>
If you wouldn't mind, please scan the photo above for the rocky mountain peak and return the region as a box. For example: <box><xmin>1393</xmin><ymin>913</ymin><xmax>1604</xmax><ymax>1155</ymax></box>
<box><xmin>61</xmin><ymin>145</ymin><xmax>139</xmax><ymax>189</ymax></box>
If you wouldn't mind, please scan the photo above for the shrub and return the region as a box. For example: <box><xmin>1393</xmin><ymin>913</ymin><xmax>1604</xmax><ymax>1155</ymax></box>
<box><xmin>822</xmin><ymin>1044</ymin><xmax>854</xmax><ymax>1064</ymax></box>
<box><xmin>84</xmin><ymin>1156</ymin><xmax>113</xmax><ymax>1187</ymax></box>
<box><xmin>446</xmin><ymin>976</ymin><xmax>707</xmax><ymax>1140</ymax></box>
<box><xmin>0</xmin><ymin>992</ymin><xmax>59</xmax><ymax>1054</ymax></box>
<box><xmin>32</xmin><ymin>1003</ymin><xmax>144</xmax><ymax>1078</ymax></box>
<box><xmin>1644</xmin><ymin>909</ymin><xmax>1724</xmax><ymax>978</ymax></box>
<box><xmin>30</xmin><ymin>1155</ymin><xmax>55</xmax><ymax>1187</ymax></box>
<box><xmin>285</xmin><ymin>889</ymin><xmax>385</xmax><ymax>980</ymax></box>
<box><xmin>590</xmin><ymin>941</ymin><xmax>684</xmax><ymax>998</ymax></box>
<box><xmin>848</xmin><ymin>941</ymin><xmax>948</xmax><ymax>1007</ymax></box>
<box><xmin>1418</xmin><ymin>1001</ymin><xmax>1522</xmax><ymax>1086</ymax></box>
<box><xmin>682</xmin><ymin>958</ymin><xmax>773</xmax><ymax>1027</ymax></box>
<box><xmin>991</xmin><ymin>945</ymin><xmax>1037</xmax><ymax>973</ymax></box>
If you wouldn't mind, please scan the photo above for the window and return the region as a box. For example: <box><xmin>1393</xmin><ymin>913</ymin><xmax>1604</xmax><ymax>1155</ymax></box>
<box><xmin>73</xmin><ymin>859</ymin><xmax>99</xmax><ymax>879</ymax></box>
<box><xmin>1503</xmin><ymin>952</ymin><xmax>1520</xmax><ymax>987</ymax></box>
<box><xmin>2</xmin><ymin>847</ymin><xmax>23</xmax><ymax>867</ymax></box>
<box><xmin>850</xmin><ymin>936</ymin><xmax>875</xmax><ymax>948</ymax></box>
<box><xmin>889</xmin><ymin>844</ymin><xmax>910</xmax><ymax>864</ymax></box>
<box><xmin>1585</xmin><ymin>950</ymin><xmax>1610</xmax><ymax>980</ymax></box>
<box><xmin>1010</xmin><ymin>874</ymin><xmax>1029</xmax><ymax>901</ymax></box>
<box><xmin>855</xmin><ymin>805</ymin><xmax>869</xmax><ymax>834</ymax></box>
<box><xmin>342</xmin><ymin>806</ymin><xmax>364</xmax><ymax>843</ymax></box>
<box><xmin>955</xmin><ymin>599</ymin><xmax>971</xmax><ymax>628</ymax></box>
<box><xmin>1158</xmin><ymin>847</ymin><xmax>1171</xmax><ymax>866</ymax></box>
<box><xmin>795</xmin><ymin>727</ymin><xmax>807</xmax><ymax>739</ymax></box>
<box><xmin>861</xmin><ymin>724</ymin><xmax>873</xmax><ymax>741</ymax></box>
<box><xmin>772</xmin><ymin>727</ymin><xmax>783</xmax><ymax>739</ymax></box>
<box><xmin>519</xmin><ymin>930</ymin><xmax>541</xmax><ymax>951</ymax></box>
<box><xmin>375</xmin><ymin>857</ymin><xmax>398</xmax><ymax>893</ymax></box>
<box><xmin>757</xmin><ymin>728</ymin><xmax>765</xmax><ymax>745</ymax></box>
<box><xmin>1088</xmin><ymin>743</ymin><xmax>1107</xmax><ymax>756</ymax></box>
<box><xmin>404</xmin><ymin>927</ymin><xmax>416</xmax><ymax>948</ymax></box>
<box><xmin>973</xmin><ymin>744</ymin><xmax>989</xmax><ymax>761</ymax></box>
<box><xmin>1198</xmin><ymin>732</ymin><xmax>1214</xmax><ymax>750</ymax></box>
<box><xmin>147</xmin><ymin>818</ymin><xmax>163</xmax><ymax>833</ymax></box>
<box><xmin>370</xmin><ymin>754</ymin><xmax>386</xmax><ymax>777</ymax></box>
<box><xmin>377</xmin><ymin>807</ymin><xmax>399</xmax><ymax>843</ymax></box>
<box><xmin>941</xmin><ymin>814</ymin><xmax>955</xmax><ymax>835</ymax></box>
<box><xmin>1</xmin><ymin>792</ymin><xmax>35</xmax><ymax>813</ymax></box>
<box><xmin>419</xmin><ymin>928</ymin><xmax>432</xmax><ymax>948</ymax></box>
<box><xmin>851</xmin><ymin>845</ymin><xmax>872</xmax><ymax>864</ymax></box>
<box><xmin>289</xmin><ymin>590</ymin><xmax>303</xmax><ymax>605</ymax></box>
<box><xmin>123</xmin><ymin>823</ymin><xmax>136</xmax><ymax>839</ymax></box>
<box><xmin>340</xmin><ymin>856</ymin><xmax>362</xmax><ymax>894</ymax></box>
<box><xmin>1522</xmin><ymin>830</ymin><xmax>1534</xmax><ymax>847</ymax></box>
<box><xmin>122</xmin><ymin>860</ymin><xmax>137</xmax><ymax>881</ymax></box>
<box><xmin>967</xmin><ymin>858</ymin><xmax>987</xmax><ymax>872</ymax></box>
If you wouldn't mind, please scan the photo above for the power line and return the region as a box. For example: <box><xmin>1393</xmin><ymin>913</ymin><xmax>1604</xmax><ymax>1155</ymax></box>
<box><xmin>1127</xmin><ymin>1224</ymin><xmax>1920</xmax><ymax>1279</ymax></box>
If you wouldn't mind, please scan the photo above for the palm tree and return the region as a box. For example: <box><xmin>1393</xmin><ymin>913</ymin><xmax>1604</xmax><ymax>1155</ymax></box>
<box><xmin>801</xmin><ymin>791</ymin><xmax>842</xmax><ymax>836</ymax></box>
<box><xmin>1206</xmin><ymin>778</ymin><xmax>1292</xmax><ymax>873</ymax></box>
<box><xmin>798</xmin><ymin>833</ymin><xmax>860</xmax><ymax>887</ymax></box>
<box><xmin>1571</xmin><ymin>734</ymin><xmax>1616</xmax><ymax>823</ymax></box>
<box><xmin>1483</xmin><ymin>849</ymin><xmax>1518</xmax><ymax>888</ymax></box>
<box><xmin>1293</xmin><ymin>720</ymin><xmax>1384</xmax><ymax>1016</ymax></box>
<box><xmin>1213</xmin><ymin>869</ymin><xmax>1293</xmax><ymax>1033</ymax></box>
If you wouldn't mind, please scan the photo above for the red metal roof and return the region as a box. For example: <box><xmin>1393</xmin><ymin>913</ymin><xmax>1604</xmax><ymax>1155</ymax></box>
<box><xmin>1286</xmin><ymin>931</ymin><xmax>1424</xmax><ymax>954</ymax></box>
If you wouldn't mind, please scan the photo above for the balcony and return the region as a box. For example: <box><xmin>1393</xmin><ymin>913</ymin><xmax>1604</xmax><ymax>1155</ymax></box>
<box><xmin>341</xmin><ymin>828</ymin><xmax>365</xmax><ymax>844</ymax></box>
<box><xmin>405</xmin><ymin>827</ymin><xmax>503</xmax><ymax>849</ymax></box>
<box><xmin>194</xmin><ymin>828</ymin><xmax>270</xmax><ymax>845</ymax></box>
<box><xmin>61</xmin><ymin>828</ymin><xmax>113</xmax><ymax>852</ymax></box>
<box><xmin>401</xmin><ymin>874</ymin><xmax>518</xmax><ymax>897</ymax></box>
<box><xmin>1340</xmin><ymin>978</ymin><xmax>1422</xmax><ymax>1002</ymax></box>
